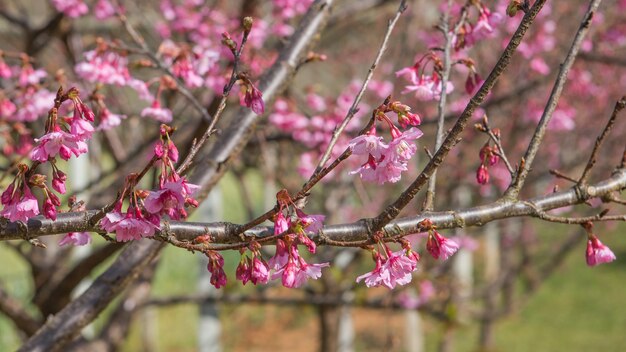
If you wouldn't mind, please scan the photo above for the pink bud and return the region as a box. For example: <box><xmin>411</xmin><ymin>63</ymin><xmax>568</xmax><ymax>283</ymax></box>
<box><xmin>476</xmin><ymin>164</ymin><xmax>489</xmax><ymax>185</ymax></box>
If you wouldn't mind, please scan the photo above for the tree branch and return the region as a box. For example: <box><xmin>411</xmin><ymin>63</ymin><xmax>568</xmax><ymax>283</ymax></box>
<box><xmin>506</xmin><ymin>0</ymin><xmax>603</xmax><ymax>198</ymax></box>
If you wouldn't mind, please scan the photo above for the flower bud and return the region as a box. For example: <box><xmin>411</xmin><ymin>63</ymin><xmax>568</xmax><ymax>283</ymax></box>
<box><xmin>243</xmin><ymin>17</ymin><xmax>254</xmax><ymax>32</ymax></box>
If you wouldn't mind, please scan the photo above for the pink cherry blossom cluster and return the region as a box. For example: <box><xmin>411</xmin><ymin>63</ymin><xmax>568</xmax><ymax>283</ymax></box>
<box><xmin>100</xmin><ymin>125</ymin><xmax>198</xmax><ymax>242</ymax></box>
<box><xmin>236</xmin><ymin>241</ymin><xmax>271</xmax><ymax>286</ymax></box>
<box><xmin>396</xmin><ymin>54</ymin><xmax>454</xmax><ymax>102</ymax></box>
<box><xmin>144</xmin><ymin>125</ymin><xmax>199</xmax><ymax>220</ymax></box>
<box><xmin>266</xmin><ymin>190</ymin><xmax>329</xmax><ymax>288</ymax></box>
<box><xmin>355</xmin><ymin>219</ymin><xmax>460</xmax><ymax>290</ymax></box>
<box><xmin>50</xmin><ymin>0</ymin><xmax>118</xmax><ymax>19</ymax></box>
<box><xmin>74</xmin><ymin>41</ymin><xmax>174</xmax><ymax>124</ymax></box>
<box><xmin>356</xmin><ymin>239</ymin><xmax>420</xmax><ymax>289</ymax></box>
<box><xmin>0</xmin><ymin>53</ymin><xmax>56</xmax><ymax>156</ymax></box>
<box><xmin>1</xmin><ymin>87</ymin><xmax>95</xmax><ymax>223</ymax></box>
<box><xmin>1</xmin><ymin>164</ymin><xmax>40</xmax><ymax>222</ymax></box>
<box><xmin>196</xmin><ymin>189</ymin><xmax>328</xmax><ymax>289</ymax></box>
<box><xmin>453</xmin><ymin>1</ymin><xmax>503</xmax><ymax>51</ymax></box>
<box><xmin>271</xmin><ymin>0</ymin><xmax>315</xmax><ymax>36</ymax></box>
<box><xmin>348</xmin><ymin>99</ymin><xmax>423</xmax><ymax>184</ymax></box>
<box><xmin>269</xmin><ymin>81</ymin><xmax>385</xmax><ymax>177</ymax></box>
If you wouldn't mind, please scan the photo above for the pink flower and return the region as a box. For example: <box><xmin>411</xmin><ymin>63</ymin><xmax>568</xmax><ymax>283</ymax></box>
<box><xmin>141</xmin><ymin>102</ymin><xmax>173</xmax><ymax>123</ymax></box>
<box><xmin>294</xmin><ymin>259</ymin><xmax>329</xmax><ymax>286</ymax></box>
<box><xmin>387</xmin><ymin>127</ymin><xmax>423</xmax><ymax>162</ymax></box>
<box><xmin>172</xmin><ymin>56</ymin><xmax>204</xmax><ymax>88</ymax></box>
<box><xmin>12</xmin><ymin>89</ymin><xmax>55</xmax><ymax>122</ymax></box>
<box><xmin>30</xmin><ymin>130</ymin><xmax>88</xmax><ymax>162</ymax></box>
<box><xmin>18</xmin><ymin>65</ymin><xmax>47</xmax><ymax>87</ymax></box>
<box><xmin>0</xmin><ymin>184</ymin><xmax>39</xmax><ymax>222</ymax></box>
<box><xmin>144</xmin><ymin>178</ymin><xmax>199</xmax><ymax>220</ymax></box>
<box><xmin>69</xmin><ymin>116</ymin><xmax>95</xmax><ymax>140</ymax></box>
<box><xmin>97</xmin><ymin>108</ymin><xmax>126</xmax><ymax>131</ymax></box>
<box><xmin>401</xmin><ymin>74</ymin><xmax>454</xmax><ymax>101</ymax></box>
<box><xmin>465</xmin><ymin>72</ymin><xmax>483</xmax><ymax>95</ymax></box>
<box><xmin>101</xmin><ymin>207</ymin><xmax>160</xmax><ymax>242</ymax></box>
<box><xmin>0</xmin><ymin>59</ymin><xmax>12</xmax><ymax>78</ymax></box>
<box><xmin>356</xmin><ymin>250</ymin><xmax>418</xmax><ymax>289</ymax></box>
<box><xmin>94</xmin><ymin>0</ymin><xmax>116</xmax><ymax>19</ymax></box>
<box><xmin>476</xmin><ymin>164</ymin><xmax>489</xmax><ymax>185</ymax></box>
<box><xmin>356</xmin><ymin>256</ymin><xmax>392</xmax><ymax>288</ymax></box>
<box><xmin>281</xmin><ymin>261</ymin><xmax>299</xmax><ymax>288</ymax></box>
<box><xmin>51</xmin><ymin>0</ymin><xmax>88</xmax><ymax>18</ymax></box>
<box><xmin>268</xmin><ymin>238</ymin><xmax>289</xmax><ymax>270</ymax></box>
<box><xmin>52</xmin><ymin>170</ymin><xmax>67</xmax><ymax>194</ymax></box>
<box><xmin>384</xmin><ymin>250</ymin><xmax>418</xmax><ymax>287</ymax></box>
<box><xmin>43</xmin><ymin>197</ymin><xmax>58</xmax><ymax>220</ymax></box>
<box><xmin>586</xmin><ymin>235</ymin><xmax>616</xmax><ymax>266</ymax></box>
<box><xmin>59</xmin><ymin>232</ymin><xmax>92</xmax><ymax>246</ymax></box>
<box><xmin>348</xmin><ymin>134</ymin><xmax>388</xmax><ymax>159</ymax></box>
<box><xmin>426</xmin><ymin>231</ymin><xmax>459</xmax><ymax>261</ymax></box>
<box><xmin>251</xmin><ymin>257</ymin><xmax>270</xmax><ymax>285</ymax></box>
<box><xmin>236</xmin><ymin>256</ymin><xmax>252</xmax><ymax>285</ymax></box>
<box><xmin>395</xmin><ymin>65</ymin><xmax>419</xmax><ymax>83</ymax></box>
<box><xmin>207</xmin><ymin>252</ymin><xmax>227</xmax><ymax>288</ymax></box>
<box><xmin>295</xmin><ymin>209</ymin><xmax>325</xmax><ymax>234</ymax></box>
<box><xmin>240</xmin><ymin>82</ymin><xmax>265</xmax><ymax>114</ymax></box>
<box><xmin>75</xmin><ymin>50</ymin><xmax>131</xmax><ymax>85</ymax></box>
<box><xmin>0</xmin><ymin>97</ymin><xmax>16</xmax><ymax>118</ymax></box>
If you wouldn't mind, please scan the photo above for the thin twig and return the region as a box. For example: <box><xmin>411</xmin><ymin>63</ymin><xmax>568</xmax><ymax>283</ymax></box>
<box><xmin>313</xmin><ymin>0</ymin><xmax>408</xmax><ymax>174</ymax></box>
<box><xmin>506</xmin><ymin>0</ymin><xmax>603</xmax><ymax>199</ymax></box>
<box><xmin>484</xmin><ymin>125</ymin><xmax>514</xmax><ymax>176</ymax></box>
<box><xmin>578</xmin><ymin>96</ymin><xmax>626</xmax><ymax>184</ymax></box>
<box><xmin>549</xmin><ymin>169</ymin><xmax>578</xmax><ymax>183</ymax></box>
<box><xmin>423</xmin><ymin>3</ymin><xmax>468</xmax><ymax>211</ymax></box>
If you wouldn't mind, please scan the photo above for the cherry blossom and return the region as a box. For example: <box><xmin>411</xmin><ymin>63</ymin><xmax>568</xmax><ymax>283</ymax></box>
<box><xmin>141</xmin><ymin>101</ymin><xmax>173</xmax><ymax>123</ymax></box>
<box><xmin>30</xmin><ymin>130</ymin><xmax>88</xmax><ymax>162</ymax></box>
<box><xmin>59</xmin><ymin>232</ymin><xmax>92</xmax><ymax>246</ymax></box>
<box><xmin>144</xmin><ymin>177</ymin><xmax>199</xmax><ymax>220</ymax></box>
<box><xmin>100</xmin><ymin>206</ymin><xmax>160</xmax><ymax>242</ymax></box>
<box><xmin>75</xmin><ymin>50</ymin><xmax>131</xmax><ymax>86</ymax></box>
<box><xmin>0</xmin><ymin>183</ymin><xmax>39</xmax><ymax>222</ymax></box>
<box><xmin>207</xmin><ymin>252</ymin><xmax>227</xmax><ymax>288</ymax></box>
<box><xmin>586</xmin><ymin>235</ymin><xmax>617</xmax><ymax>266</ymax></box>
<box><xmin>51</xmin><ymin>0</ymin><xmax>88</xmax><ymax>18</ymax></box>
<box><xmin>426</xmin><ymin>231</ymin><xmax>459</xmax><ymax>261</ymax></box>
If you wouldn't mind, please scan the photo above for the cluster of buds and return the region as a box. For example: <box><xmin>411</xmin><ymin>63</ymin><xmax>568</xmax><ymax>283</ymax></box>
<box><xmin>236</xmin><ymin>241</ymin><xmax>270</xmax><ymax>286</ymax></box>
<box><xmin>348</xmin><ymin>97</ymin><xmax>423</xmax><ymax>184</ymax></box>
<box><xmin>474</xmin><ymin>116</ymin><xmax>501</xmax><ymax>185</ymax></box>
